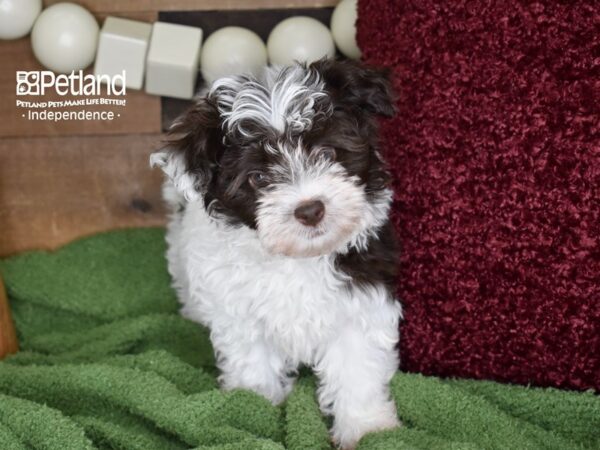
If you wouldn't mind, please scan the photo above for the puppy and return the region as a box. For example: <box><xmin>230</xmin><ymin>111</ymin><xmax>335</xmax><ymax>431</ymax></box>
<box><xmin>151</xmin><ymin>59</ymin><xmax>402</xmax><ymax>449</ymax></box>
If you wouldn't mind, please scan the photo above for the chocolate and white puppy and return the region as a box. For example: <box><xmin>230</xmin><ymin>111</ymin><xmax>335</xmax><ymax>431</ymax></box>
<box><xmin>151</xmin><ymin>59</ymin><xmax>402</xmax><ymax>449</ymax></box>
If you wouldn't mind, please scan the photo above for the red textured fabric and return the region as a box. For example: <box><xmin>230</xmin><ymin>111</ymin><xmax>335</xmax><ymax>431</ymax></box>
<box><xmin>357</xmin><ymin>1</ymin><xmax>600</xmax><ymax>391</ymax></box>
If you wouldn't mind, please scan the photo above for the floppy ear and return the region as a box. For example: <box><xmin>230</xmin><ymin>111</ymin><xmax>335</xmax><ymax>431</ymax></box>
<box><xmin>150</xmin><ymin>98</ymin><xmax>222</xmax><ymax>202</ymax></box>
<box><xmin>310</xmin><ymin>59</ymin><xmax>396</xmax><ymax>117</ymax></box>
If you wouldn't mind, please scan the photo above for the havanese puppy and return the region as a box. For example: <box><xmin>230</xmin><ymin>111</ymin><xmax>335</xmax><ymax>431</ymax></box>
<box><xmin>151</xmin><ymin>59</ymin><xmax>402</xmax><ymax>449</ymax></box>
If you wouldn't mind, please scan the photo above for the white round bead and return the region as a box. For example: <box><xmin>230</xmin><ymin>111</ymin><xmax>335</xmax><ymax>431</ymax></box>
<box><xmin>31</xmin><ymin>2</ymin><xmax>99</xmax><ymax>73</ymax></box>
<box><xmin>200</xmin><ymin>26</ymin><xmax>267</xmax><ymax>85</ymax></box>
<box><xmin>0</xmin><ymin>0</ymin><xmax>42</xmax><ymax>40</ymax></box>
<box><xmin>330</xmin><ymin>0</ymin><xmax>361</xmax><ymax>60</ymax></box>
<box><xmin>267</xmin><ymin>16</ymin><xmax>335</xmax><ymax>66</ymax></box>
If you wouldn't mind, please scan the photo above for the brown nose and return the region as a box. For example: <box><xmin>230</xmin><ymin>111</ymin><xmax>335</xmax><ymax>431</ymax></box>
<box><xmin>294</xmin><ymin>200</ymin><xmax>325</xmax><ymax>227</ymax></box>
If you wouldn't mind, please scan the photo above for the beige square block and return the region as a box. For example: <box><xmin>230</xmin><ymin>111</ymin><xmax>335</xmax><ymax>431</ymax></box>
<box><xmin>94</xmin><ymin>17</ymin><xmax>152</xmax><ymax>90</ymax></box>
<box><xmin>145</xmin><ymin>22</ymin><xmax>203</xmax><ymax>99</ymax></box>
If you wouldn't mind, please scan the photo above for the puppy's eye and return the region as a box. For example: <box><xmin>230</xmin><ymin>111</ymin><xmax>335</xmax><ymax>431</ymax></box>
<box><xmin>319</xmin><ymin>147</ymin><xmax>336</xmax><ymax>162</ymax></box>
<box><xmin>248</xmin><ymin>171</ymin><xmax>268</xmax><ymax>189</ymax></box>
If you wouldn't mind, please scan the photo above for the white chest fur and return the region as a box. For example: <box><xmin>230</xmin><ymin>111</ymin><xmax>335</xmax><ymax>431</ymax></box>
<box><xmin>166</xmin><ymin>200</ymin><xmax>398</xmax><ymax>365</ymax></box>
<box><xmin>164</xmin><ymin>194</ymin><xmax>402</xmax><ymax>449</ymax></box>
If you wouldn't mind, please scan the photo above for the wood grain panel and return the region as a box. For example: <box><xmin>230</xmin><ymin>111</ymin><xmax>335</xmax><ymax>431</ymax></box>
<box><xmin>0</xmin><ymin>134</ymin><xmax>168</xmax><ymax>257</ymax></box>
<box><xmin>0</xmin><ymin>12</ymin><xmax>161</xmax><ymax>138</ymax></box>
<box><xmin>0</xmin><ymin>275</ymin><xmax>18</xmax><ymax>359</ymax></box>
<box><xmin>45</xmin><ymin>0</ymin><xmax>337</xmax><ymax>13</ymax></box>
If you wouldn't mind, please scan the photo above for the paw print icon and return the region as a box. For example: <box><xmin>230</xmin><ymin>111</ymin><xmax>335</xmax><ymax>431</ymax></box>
<box><xmin>16</xmin><ymin>71</ymin><xmax>40</xmax><ymax>96</ymax></box>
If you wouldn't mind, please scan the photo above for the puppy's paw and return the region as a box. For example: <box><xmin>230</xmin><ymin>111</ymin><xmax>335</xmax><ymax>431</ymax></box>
<box><xmin>332</xmin><ymin>402</ymin><xmax>401</xmax><ymax>449</ymax></box>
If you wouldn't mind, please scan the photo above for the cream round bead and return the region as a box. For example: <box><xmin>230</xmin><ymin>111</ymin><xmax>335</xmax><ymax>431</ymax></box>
<box><xmin>0</xmin><ymin>0</ymin><xmax>42</xmax><ymax>40</ymax></box>
<box><xmin>200</xmin><ymin>26</ymin><xmax>267</xmax><ymax>85</ymax></box>
<box><xmin>31</xmin><ymin>2</ymin><xmax>99</xmax><ymax>73</ymax></box>
<box><xmin>267</xmin><ymin>16</ymin><xmax>335</xmax><ymax>66</ymax></box>
<box><xmin>330</xmin><ymin>0</ymin><xmax>361</xmax><ymax>60</ymax></box>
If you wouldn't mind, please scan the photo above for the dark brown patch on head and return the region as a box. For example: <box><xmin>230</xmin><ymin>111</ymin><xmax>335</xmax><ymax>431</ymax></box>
<box><xmin>165</xmin><ymin>98</ymin><xmax>223</xmax><ymax>194</ymax></box>
<box><xmin>309</xmin><ymin>59</ymin><xmax>397</xmax><ymax>118</ymax></box>
<box><xmin>305</xmin><ymin>58</ymin><xmax>396</xmax><ymax>198</ymax></box>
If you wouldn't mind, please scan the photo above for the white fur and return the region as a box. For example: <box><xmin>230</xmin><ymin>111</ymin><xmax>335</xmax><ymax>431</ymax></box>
<box><xmin>150</xmin><ymin>151</ymin><xmax>201</xmax><ymax>201</ymax></box>
<box><xmin>158</xmin><ymin>181</ymin><xmax>401</xmax><ymax>449</ymax></box>
<box><xmin>256</xmin><ymin>141</ymin><xmax>392</xmax><ymax>258</ymax></box>
<box><xmin>211</xmin><ymin>65</ymin><xmax>331</xmax><ymax>137</ymax></box>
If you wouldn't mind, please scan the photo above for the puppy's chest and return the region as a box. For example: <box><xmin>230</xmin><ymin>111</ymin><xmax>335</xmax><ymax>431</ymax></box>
<box><xmin>182</xmin><ymin>214</ymin><xmax>350</xmax><ymax>360</ymax></box>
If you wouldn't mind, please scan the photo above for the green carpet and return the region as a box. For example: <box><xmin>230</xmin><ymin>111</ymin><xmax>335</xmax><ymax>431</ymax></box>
<box><xmin>0</xmin><ymin>228</ymin><xmax>598</xmax><ymax>450</ymax></box>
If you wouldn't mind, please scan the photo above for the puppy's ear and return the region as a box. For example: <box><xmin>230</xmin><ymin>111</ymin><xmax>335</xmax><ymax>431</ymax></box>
<box><xmin>310</xmin><ymin>59</ymin><xmax>396</xmax><ymax>117</ymax></box>
<box><xmin>150</xmin><ymin>98</ymin><xmax>222</xmax><ymax>202</ymax></box>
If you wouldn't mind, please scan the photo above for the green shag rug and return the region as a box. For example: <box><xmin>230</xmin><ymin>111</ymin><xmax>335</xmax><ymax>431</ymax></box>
<box><xmin>0</xmin><ymin>228</ymin><xmax>598</xmax><ymax>450</ymax></box>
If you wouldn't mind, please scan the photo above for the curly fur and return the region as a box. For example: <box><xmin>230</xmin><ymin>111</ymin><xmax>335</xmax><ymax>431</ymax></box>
<box><xmin>152</xmin><ymin>59</ymin><xmax>401</xmax><ymax>449</ymax></box>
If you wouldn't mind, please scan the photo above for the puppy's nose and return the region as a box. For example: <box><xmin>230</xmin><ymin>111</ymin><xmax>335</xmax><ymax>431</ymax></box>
<box><xmin>294</xmin><ymin>200</ymin><xmax>325</xmax><ymax>227</ymax></box>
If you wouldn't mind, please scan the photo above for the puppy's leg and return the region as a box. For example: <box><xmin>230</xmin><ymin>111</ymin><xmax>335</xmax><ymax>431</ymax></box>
<box><xmin>315</xmin><ymin>322</ymin><xmax>400</xmax><ymax>449</ymax></box>
<box><xmin>212</xmin><ymin>327</ymin><xmax>295</xmax><ymax>405</ymax></box>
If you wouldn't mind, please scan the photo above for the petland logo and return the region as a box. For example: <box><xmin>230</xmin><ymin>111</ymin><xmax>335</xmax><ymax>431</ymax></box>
<box><xmin>16</xmin><ymin>70</ymin><xmax>126</xmax><ymax>96</ymax></box>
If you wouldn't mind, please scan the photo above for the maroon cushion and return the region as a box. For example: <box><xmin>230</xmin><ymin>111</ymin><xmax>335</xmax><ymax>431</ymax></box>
<box><xmin>358</xmin><ymin>0</ymin><xmax>599</xmax><ymax>390</ymax></box>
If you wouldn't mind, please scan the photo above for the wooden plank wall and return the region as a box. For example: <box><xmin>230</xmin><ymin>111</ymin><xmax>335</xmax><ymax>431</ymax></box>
<box><xmin>0</xmin><ymin>276</ymin><xmax>18</xmax><ymax>357</ymax></box>
<box><xmin>45</xmin><ymin>0</ymin><xmax>337</xmax><ymax>13</ymax></box>
<box><xmin>0</xmin><ymin>1</ymin><xmax>331</xmax><ymax>256</ymax></box>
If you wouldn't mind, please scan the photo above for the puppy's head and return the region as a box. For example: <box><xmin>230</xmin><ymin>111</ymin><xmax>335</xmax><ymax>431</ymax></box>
<box><xmin>152</xmin><ymin>59</ymin><xmax>395</xmax><ymax>258</ymax></box>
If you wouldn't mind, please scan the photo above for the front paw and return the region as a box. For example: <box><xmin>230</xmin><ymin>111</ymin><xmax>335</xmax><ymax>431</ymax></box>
<box><xmin>332</xmin><ymin>402</ymin><xmax>401</xmax><ymax>449</ymax></box>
